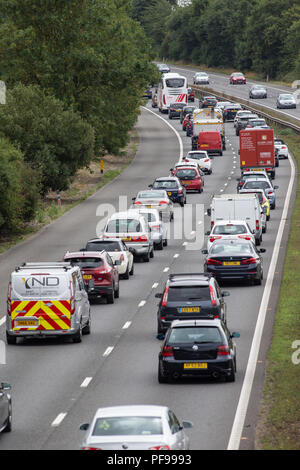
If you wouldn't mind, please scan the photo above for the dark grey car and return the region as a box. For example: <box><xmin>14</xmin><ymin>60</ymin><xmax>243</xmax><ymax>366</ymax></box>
<box><xmin>0</xmin><ymin>382</ymin><xmax>12</xmax><ymax>433</ymax></box>
<box><xmin>249</xmin><ymin>85</ymin><xmax>267</xmax><ymax>99</ymax></box>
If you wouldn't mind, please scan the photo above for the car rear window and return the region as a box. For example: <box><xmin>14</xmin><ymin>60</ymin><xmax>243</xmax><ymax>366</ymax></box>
<box><xmin>213</xmin><ymin>224</ymin><xmax>247</xmax><ymax>235</ymax></box>
<box><xmin>92</xmin><ymin>416</ymin><xmax>163</xmax><ymax>436</ymax></box>
<box><xmin>176</xmin><ymin>169</ymin><xmax>197</xmax><ymax>178</ymax></box>
<box><xmin>106</xmin><ymin>219</ymin><xmax>142</xmax><ymax>233</ymax></box>
<box><xmin>243</xmin><ymin>181</ymin><xmax>270</xmax><ymax>190</ymax></box>
<box><xmin>168</xmin><ymin>286</ymin><xmax>210</xmax><ymax>301</ymax></box>
<box><xmin>153</xmin><ymin>181</ymin><xmax>178</xmax><ymax>189</ymax></box>
<box><xmin>138</xmin><ymin>191</ymin><xmax>165</xmax><ymax>199</ymax></box>
<box><xmin>168</xmin><ymin>327</ymin><xmax>222</xmax><ymax>344</ymax></box>
<box><xmin>67</xmin><ymin>257</ymin><xmax>104</xmax><ymax>268</ymax></box>
<box><xmin>187</xmin><ymin>152</ymin><xmax>207</xmax><ymax>160</ymax></box>
<box><xmin>86</xmin><ymin>241</ymin><xmax>121</xmax><ymax>252</ymax></box>
<box><xmin>210</xmin><ymin>243</ymin><xmax>253</xmax><ymax>255</ymax></box>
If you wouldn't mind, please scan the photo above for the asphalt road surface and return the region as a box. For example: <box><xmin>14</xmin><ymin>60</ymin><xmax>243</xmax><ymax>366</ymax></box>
<box><xmin>0</xmin><ymin>93</ymin><xmax>295</xmax><ymax>450</ymax></box>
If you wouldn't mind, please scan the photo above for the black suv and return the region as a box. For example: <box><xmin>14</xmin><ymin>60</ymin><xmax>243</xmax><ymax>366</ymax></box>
<box><xmin>223</xmin><ymin>104</ymin><xmax>242</xmax><ymax>122</ymax></box>
<box><xmin>149</xmin><ymin>177</ymin><xmax>186</xmax><ymax>207</ymax></box>
<box><xmin>155</xmin><ymin>273</ymin><xmax>229</xmax><ymax>334</ymax></box>
<box><xmin>235</xmin><ymin>114</ymin><xmax>258</xmax><ymax>136</ymax></box>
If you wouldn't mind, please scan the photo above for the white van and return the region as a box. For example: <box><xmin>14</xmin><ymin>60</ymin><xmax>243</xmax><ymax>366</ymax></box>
<box><xmin>103</xmin><ymin>211</ymin><xmax>154</xmax><ymax>262</ymax></box>
<box><xmin>6</xmin><ymin>262</ymin><xmax>91</xmax><ymax>344</ymax></box>
<box><xmin>208</xmin><ymin>193</ymin><xmax>263</xmax><ymax>245</ymax></box>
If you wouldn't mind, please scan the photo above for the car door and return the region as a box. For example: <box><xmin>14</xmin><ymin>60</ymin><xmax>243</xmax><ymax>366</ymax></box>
<box><xmin>77</xmin><ymin>272</ymin><xmax>90</xmax><ymax>325</ymax></box>
<box><xmin>107</xmin><ymin>254</ymin><xmax>119</xmax><ymax>288</ymax></box>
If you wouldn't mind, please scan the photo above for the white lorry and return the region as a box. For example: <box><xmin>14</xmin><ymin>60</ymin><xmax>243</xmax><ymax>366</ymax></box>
<box><xmin>207</xmin><ymin>193</ymin><xmax>264</xmax><ymax>245</ymax></box>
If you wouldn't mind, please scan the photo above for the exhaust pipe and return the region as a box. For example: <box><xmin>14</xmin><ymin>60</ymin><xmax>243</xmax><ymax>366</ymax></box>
<box><xmin>172</xmin><ymin>372</ymin><xmax>180</xmax><ymax>380</ymax></box>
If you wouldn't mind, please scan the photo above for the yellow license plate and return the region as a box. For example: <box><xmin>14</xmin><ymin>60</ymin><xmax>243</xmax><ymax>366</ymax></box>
<box><xmin>179</xmin><ymin>307</ymin><xmax>200</xmax><ymax>313</ymax></box>
<box><xmin>83</xmin><ymin>274</ymin><xmax>93</xmax><ymax>279</ymax></box>
<box><xmin>146</xmin><ymin>205</ymin><xmax>153</xmax><ymax>208</ymax></box>
<box><xmin>167</xmin><ymin>192</ymin><xmax>172</xmax><ymax>196</ymax></box>
<box><xmin>223</xmin><ymin>261</ymin><xmax>240</xmax><ymax>266</ymax></box>
<box><xmin>184</xmin><ymin>363</ymin><xmax>207</xmax><ymax>369</ymax></box>
<box><xmin>201</xmin><ymin>144</ymin><xmax>209</xmax><ymax>147</ymax></box>
<box><xmin>183</xmin><ymin>181</ymin><xmax>192</xmax><ymax>185</ymax></box>
<box><xmin>122</xmin><ymin>237</ymin><xmax>131</xmax><ymax>242</ymax></box>
<box><xmin>15</xmin><ymin>320</ymin><xmax>38</xmax><ymax>327</ymax></box>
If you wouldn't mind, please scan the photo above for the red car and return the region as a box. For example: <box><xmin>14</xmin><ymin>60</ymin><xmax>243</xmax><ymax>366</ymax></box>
<box><xmin>172</xmin><ymin>166</ymin><xmax>204</xmax><ymax>193</ymax></box>
<box><xmin>188</xmin><ymin>88</ymin><xmax>195</xmax><ymax>102</ymax></box>
<box><xmin>229</xmin><ymin>72</ymin><xmax>246</xmax><ymax>84</ymax></box>
<box><xmin>63</xmin><ymin>250</ymin><xmax>120</xmax><ymax>304</ymax></box>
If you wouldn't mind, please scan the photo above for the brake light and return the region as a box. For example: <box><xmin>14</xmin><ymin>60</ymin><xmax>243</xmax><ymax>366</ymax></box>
<box><xmin>209</xmin><ymin>235</ymin><xmax>222</xmax><ymax>243</ymax></box>
<box><xmin>120</xmin><ymin>254</ymin><xmax>124</xmax><ymax>262</ymax></box>
<box><xmin>82</xmin><ymin>447</ymin><xmax>101</xmax><ymax>451</ymax></box>
<box><xmin>162</xmin><ymin>286</ymin><xmax>169</xmax><ymax>307</ymax></box>
<box><xmin>238</xmin><ymin>235</ymin><xmax>251</xmax><ymax>240</ymax></box>
<box><xmin>178</xmin><ymin>188</ymin><xmax>183</xmax><ymax>194</ymax></box>
<box><xmin>209</xmin><ymin>285</ymin><xmax>217</xmax><ymax>306</ymax></box>
<box><xmin>162</xmin><ymin>346</ymin><xmax>173</xmax><ymax>357</ymax></box>
<box><xmin>133</xmin><ymin>201</ymin><xmax>142</xmax><ymax>205</ymax></box>
<box><xmin>256</xmin><ymin>220</ymin><xmax>259</xmax><ymax>230</ymax></box>
<box><xmin>132</xmin><ymin>235</ymin><xmax>148</xmax><ymax>242</ymax></box>
<box><xmin>204</xmin><ymin>158</ymin><xmax>210</xmax><ymax>162</ymax></box>
<box><xmin>241</xmin><ymin>257</ymin><xmax>256</xmax><ymax>265</ymax></box>
<box><xmin>151</xmin><ymin>225</ymin><xmax>161</xmax><ymax>231</ymax></box>
<box><xmin>159</xmin><ymin>200</ymin><xmax>168</xmax><ymax>205</ymax></box>
<box><xmin>70</xmin><ymin>281</ymin><xmax>75</xmax><ymax>314</ymax></box>
<box><xmin>163</xmin><ymin>95</ymin><xmax>166</xmax><ymax>105</ymax></box>
<box><xmin>282</xmin><ymin>146</ymin><xmax>286</xmax><ymax>149</ymax></box>
<box><xmin>149</xmin><ymin>445</ymin><xmax>171</xmax><ymax>450</ymax></box>
<box><xmin>7</xmin><ymin>281</ymin><xmax>11</xmax><ymax>315</ymax></box>
<box><xmin>206</xmin><ymin>258</ymin><xmax>222</xmax><ymax>266</ymax></box>
<box><xmin>185</xmin><ymin>159</ymin><xmax>190</xmax><ymax>162</ymax></box>
<box><xmin>217</xmin><ymin>345</ymin><xmax>230</xmax><ymax>356</ymax></box>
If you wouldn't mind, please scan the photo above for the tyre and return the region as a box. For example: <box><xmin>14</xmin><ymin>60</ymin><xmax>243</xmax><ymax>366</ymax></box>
<box><xmin>114</xmin><ymin>282</ymin><xmax>120</xmax><ymax>299</ymax></box>
<box><xmin>72</xmin><ymin>323</ymin><xmax>83</xmax><ymax>343</ymax></box>
<box><xmin>150</xmin><ymin>248</ymin><xmax>154</xmax><ymax>258</ymax></box>
<box><xmin>107</xmin><ymin>287</ymin><xmax>115</xmax><ymax>304</ymax></box>
<box><xmin>225</xmin><ymin>363</ymin><xmax>236</xmax><ymax>382</ymax></box>
<box><xmin>158</xmin><ymin>363</ymin><xmax>168</xmax><ymax>384</ymax></box>
<box><xmin>122</xmin><ymin>265</ymin><xmax>130</xmax><ymax>279</ymax></box>
<box><xmin>82</xmin><ymin>314</ymin><xmax>91</xmax><ymax>335</ymax></box>
<box><xmin>163</xmin><ymin>238</ymin><xmax>168</xmax><ymax>247</ymax></box>
<box><xmin>156</xmin><ymin>239</ymin><xmax>163</xmax><ymax>250</ymax></box>
<box><xmin>6</xmin><ymin>332</ymin><xmax>17</xmax><ymax>345</ymax></box>
<box><xmin>129</xmin><ymin>262</ymin><xmax>134</xmax><ymax>276</ymax></box>
<box><xmin>2</xmin><ymin>407</ymin><xmax>12</xmax><ymax>433</ymax></box>
<box><xmin>143</xmin><ymin>252</ymin><xmax>150</xmax><ymax>262</ymax></box>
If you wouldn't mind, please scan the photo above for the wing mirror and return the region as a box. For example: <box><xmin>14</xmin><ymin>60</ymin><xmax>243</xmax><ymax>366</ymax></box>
<box><xmin>79</xmin><ymin>423</ymin><xmax>89</xmax><ymax>431</ymax></box>
<box><xmin>206</xmin><ymin>208</ymin><xmax>211</xmax><ymax>216</ymax></box>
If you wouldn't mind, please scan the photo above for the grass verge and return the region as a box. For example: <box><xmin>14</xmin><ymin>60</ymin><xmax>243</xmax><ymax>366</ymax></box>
<box><xmin>0</xmin><ymin>129</ymin><xmax>139</xmax><ymax>255</ymax></box>
<box><xmin>256</xmin><ymin>126</ymin><xmax>300</xmax><ymax>449</ymax></box>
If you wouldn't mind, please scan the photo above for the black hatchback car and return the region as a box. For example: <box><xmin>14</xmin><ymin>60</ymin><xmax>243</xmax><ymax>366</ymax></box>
<box><xmin>158</xmin><ymin>319</ymin><xmax>240</xmax><ymax>383</ymax></box>
<box><xmin>155</xmin><ymin>273</ymin><xmax>229</xmax><ymax>334</ymax></box>
<box><xmin>0</xmin><ymin>382</ymin><xmax>12</xmax><ymax>433</ymax></box>
<box><xmin>223</xmin><ymin>104</ymin><xmax>242</xmax><ymax>122</ymax></box>
<box><xmin>199</xmin><ymin>96</ymin><xmax>218</xmax><ymax>108</ymax></box>
<box><xmin>149</xmin><ymin>177</ymin><xmax>186</xmax><ymax>207</ymax></box>
<box><xmin>168</xmin><ymin>103</ymin><xmax>185</xmax><ymax>119</ymax></box>
<box><xmin>202</xmin><ymin>238</ymin><xmax>266</xmax><ymax>285</ymax></box>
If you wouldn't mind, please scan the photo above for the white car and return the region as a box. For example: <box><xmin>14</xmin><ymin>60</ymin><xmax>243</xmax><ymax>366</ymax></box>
<box><xmin>132</xmin><ymin>190</ymin><xmax>174</xmax><ymax>222</ymax></box>
<box><xmin>274</xmin><ymin>138</ymin><xmax>288</xmax><ymax>159</ymax></box>
<box><xmin>79</xmin><ymin>405</ymin><xmax>193</xmax><ymax>450</ymax></box>
<box><xmin>83</xmin><ymin>238</ymin><xmax>134</xmax><ymax>279</ymax></box>
<box><xmin>193</xmin><ymin>72</ymin><xmax>209</xmax><ymax>84</ymax></box>
<box><xmin>184</xmin><ymin>150</ymin><xmax>212</xmax><ymax>174</ymax></box>
<box><xmin>206</xmin><ymin>220</ymin><xmax>256</xmax><ymax>250</ymax></box>
<box><xmin>233</xmin><ymin>110</ymin><xmax>254</xmax><ymax>128</ymax></box>
<box><xmin>129</xmin><ymin>207</ymin><xmax>168</xmax><ymax>250</ymax></box>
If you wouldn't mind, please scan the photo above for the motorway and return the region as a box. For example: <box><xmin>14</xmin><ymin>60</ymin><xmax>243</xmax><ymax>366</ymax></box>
<box><xmin>0</xmin><ymin>82</ymin><xmax>296</xmax><ymax>450</ymax></box>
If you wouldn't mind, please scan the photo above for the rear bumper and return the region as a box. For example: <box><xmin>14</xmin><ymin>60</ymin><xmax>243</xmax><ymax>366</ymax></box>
<box><xmin>160</xmin><ymin>357</ymin><xmax>234</xmax><ymax>378</ymax></box>
<box><xmin>206</xmin><ymin>266</ymin><xmax>260</xmax><ymax>281</ymax></box>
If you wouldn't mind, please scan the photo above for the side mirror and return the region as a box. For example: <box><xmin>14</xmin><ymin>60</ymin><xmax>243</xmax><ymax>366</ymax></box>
<box><xmin>0</xmin><ymin>382</ymin><xmax>11</xmax><ymax>391</ymax></box>
<box><xmin>236</xmin><ymin>178</ymin><xmax>241</xmax><ymax>182</ymax></box>
<box><xmin>79</xmin><ymin>423</ymin><xmax>89</xmax><ymax>431</ymax></box>
<box><xmin>231</xmin><ymin>332</ymin><xmax>240</xmax><ymax>338</ymax></box>
<box><xmin>202</xmin><ymin>249</ymin><xmax>208</xmax><ymax>255</ymax></box>
<box><xmin>148</xmin><ymin>184</ymin><xmax>153</xmax><ymax>188</ymax></box>
<box><xmin>221</xmin><ymin>291</ymin><xmax>230</xmax><ymax>297</ymax></box>
<box><xmin>182</xmin><ymin>421</ymin><xmax>193</xmax><ymax>429</ymax></box>
<box><xmin>205</xmin><ymin>231</ymin><xmax>210</xmax><ymax>236</ymax></box>
<box><xmin>259</xmin><ymin>248</ymin><xmax>266</xmax><ymax>253</ymax></box>
<box><xmin>132</xmin><ymin>197</ymin><xmax>136</xmax><ymax>201</ymax></box>
<box><xmin>156</xmin><ymin>333</ymin><xmax>165</xmax><ymax>340</ymax></box>
<box><xmin>155</xmin><ymin>293</ymin><xmax>163</xmax><ymax>298</ymax></box>
<box><xmin>87</xmin><ymin>279</ymin><xmax>95</xmax><ymax>293</ymax></box>
<box><xmin>128</xmin><ymin>247</ymin><xmax>135</xmax><ymax>254</ymax></box>
<box><xmin>207</xmin><ymin>208</ymin><xmax>211</xmax><ymax>216</ymax></box>
<box><xmin>80</xmin><ymin>248</ymin><xmax>86</xmax><ymax>251</ymax></box>
<box><xmin>274</xmin><ymin>185</ymin><xmax>279</xmax><ymax>189</ymax></box>
<box><xmin>114</xmin><ymin>259</ymin><xmax>121</xmax><ymax>266</ymax></box>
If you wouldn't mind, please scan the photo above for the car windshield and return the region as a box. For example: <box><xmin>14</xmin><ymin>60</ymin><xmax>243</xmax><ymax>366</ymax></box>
<box><xmin>168</xmin><ymin>326</ymin><xmax>222</xmax><ymax>344</ymax></box>
<box><xmin>92</xmin><ymin>416</ymin><xmax>163</xmax><ymax>436</ymax></box>
<box><xmin>176</xmin><ymin>169</ymin><xmax>197</xmax><ymax>178</ymax></box>
<box><xmin>67</xmin><ymin>257</ymin><xmax>103</xmax><ymax>268</ymax></box>
<box><xmin>166</xmin><ymin>78</ymin><xmax>185</xmax><ymax>88</ymax></box>
<box><xmin>187</xmin><ymin>152</ymin><xmax>207</xmax><ymax>160</ymax></box>
<box><xmin>138</xmin><ymin>191</ymin><xmax>165</xmax><ymax>199</ymax></box>
<box><xmin>210</xmin><ymin>242</ymin><xmax>254</xmax><ymax>255</ymax></box>
<box><xmin>253</xmin><ymin>86</ymin><xmax>265</xmax><ymax>90</ymax></box>
<box><xmin>168</xmin><ymin>286</ymin><xmax>210</xmax><ymax>301</ymax></box>
<box><xmin>153</xmin><ymin>181</ymin><xmax>178</xmax><ymax>189</ymax></box>
<box><xmin>213</xmin><ymin>224</ymin><xmax>247</xmax><ymax>235</ymax></box>
<box><xmin>280</xmin><ymin>94</ymin><xmax>293</xmax><ymax>100</ymax></box>
<box><xmin>86</xmin><ymin>241</ymin><xmax>121</xmax><ymax>252</ymax></box>
<box><xmin>243</xmin><ymin>181</ymin><xmax>270</xmax><ymax>190</ymax></box>
<box><xmin>106</xmin><ymin>219</ymin><xmax>142</xmax><ymax>233</ymax></box>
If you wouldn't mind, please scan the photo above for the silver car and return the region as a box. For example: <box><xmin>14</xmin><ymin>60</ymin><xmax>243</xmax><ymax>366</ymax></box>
<box><xmin>276</xmin><ymin>93</ymin><xmax>296</xmax><ymax>109</ymax></box>
<box><xmin>79</xmin><ymin>405</ymin><xmax>193</xmax><ymax>450</ymax></box>
<box><xmin>249</xmin><ymin>85</ymin><xmax>267</xmax><ymax>99</ymax></box>
<box><xmin>0</xmin><ymin>382</ymin><xmax>12</xmax><ymax>433</ymax></box>
<box><xmin>193</xmin><ymin>72</ymin><xmax>209</xmax><ymax>84</ymax></box>
<box><xmin>132</xmin><ymin>190</ymin><xmax>174</xmax><ymax>222</ymax></box>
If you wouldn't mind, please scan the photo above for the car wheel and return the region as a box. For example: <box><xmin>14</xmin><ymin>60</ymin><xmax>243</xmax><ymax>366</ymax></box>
<box><xmin>163</xmin><ymin>238</ymin><xmax>168</xmax><ymax>247</ymax></box>
<box><xmin>267</xmin><ymin>214</ymin><xmax>270</xmax><ymax>221</ymax></box>
<box><xmin>107</xmin><ymin>287</ymin><xmax>115</xmax><ymax>304</ymax></box>
<box><xmin>225</xmin><ymin>363</ymin><xmax>236</xmax><ymax>382</ymax></box>
<box><xmin>129</xmin><ymin>262</ymin><xmax>134</xmax><ymax>276</ymax></box>
<box><xmin>114</xmin><ymin>283</ymin><xmax>120</xmax><ymax>298</ymax></box>
<box><xmin>143</xmin><ymin>252</ymin><xmax>150</xmax><ymax>262</ymax></box>
<box><xmin>156</xmin><ymin>239</ymin><xmax>163</xmax><ymax>250</ymax></box>
<box><xmin>3</xmin><ymin>406</ymin><xmax>12</xmax><ymax>433</ymax></box>
<box><xmin>122</xmin><ymin>265</ymin><xmax>130</xmax><ymax>279</ymax></box>
<box><xmin>150</xmin><ymin>248</ymin><xmax>154</xmax><ymax>258</ymax></box>
<box><xmin>158</xmin><ymin>363</ymin><xmax>169</xmax><ymax>384</ymax></box>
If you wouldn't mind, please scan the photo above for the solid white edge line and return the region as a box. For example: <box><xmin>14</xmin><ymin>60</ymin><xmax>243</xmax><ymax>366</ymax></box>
<box><xmin>227</xmin><ymin>151</ymin><xmax>296</xmax><ymax>450</ymax></box>
<box><xmin>141</xmin><ymin>106</ymin><xmax>183</xmax><ymax>161</ymax></box>
<box><xmin>51</xmin><ymin>413</ymin><xmax>67</xmax><ymax>427</ymax></box>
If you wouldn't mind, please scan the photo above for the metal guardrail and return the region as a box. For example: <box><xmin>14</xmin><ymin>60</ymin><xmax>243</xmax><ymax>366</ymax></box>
<box><xmin>191</xmin><ymin>85</ymin><xmax>300</xmax><ymax>134</ymax></box>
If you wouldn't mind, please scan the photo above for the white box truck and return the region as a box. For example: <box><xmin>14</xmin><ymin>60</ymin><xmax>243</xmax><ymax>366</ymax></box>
<box><xmin>207</xmin><ymin>193</ymin><xmax>264</xmax><ymax>245</ymax></box>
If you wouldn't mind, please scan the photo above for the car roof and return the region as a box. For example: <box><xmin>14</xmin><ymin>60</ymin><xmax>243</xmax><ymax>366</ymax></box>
<box><xmin>171</xmin><ymin>319</ymin><xmax>222</xmax><ymax>329</ymax></box>
<box><xmin>108</xmin><ymin>210</ymin><xmax>146</xmax><ymax>219</ymax></box>
<box><xmin>168</xmin><ymin>273</ymin><xmax>211</xmax><ymax>286</ymax></box>
<box><xmin>93</xmin><ymin>405</ymin><xmax>168</xmax><ymax>419</ymax></box>
<box><xmin>64</xmin><ymin>251</ymin><xmax>105</xmax><ymax>258</ymax></box>
<box><xmin>155</xmin><ymin>176</ymin><xmax>179</xmax><ymax>181</ymax></box>
<box><xmin>87</xmin><ymin>238</ymin><xmax>123</xmax><ymax>244</ymax></box>
<box><xmin>213</xmin><ymin>219</ymin><xmax>248</xmax><ymax>225</ymax></box>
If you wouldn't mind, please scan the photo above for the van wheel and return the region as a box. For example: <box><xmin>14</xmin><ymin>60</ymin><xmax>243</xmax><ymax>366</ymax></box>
<box><xmin>72</xmin><ymin>323</ymin><xmax>82</xmax><ymax>343</ymax></box>
<box><xmin>82</xmin><ymin>315</ymin><xmax>91</xmax><ymax>335</ymax></box>
<box><xmin>6</xmin><ymin>332</ymin><xmax>17</xmax><ymax>345</ymax></box>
